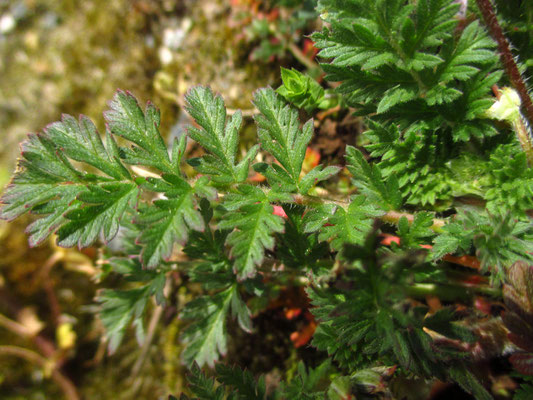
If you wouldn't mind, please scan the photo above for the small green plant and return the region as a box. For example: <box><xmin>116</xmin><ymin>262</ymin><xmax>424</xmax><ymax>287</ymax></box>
<box><xmin>2</xmin><ymin>0</ymin><xmax>533</xmax><ymax>399</ymax></box>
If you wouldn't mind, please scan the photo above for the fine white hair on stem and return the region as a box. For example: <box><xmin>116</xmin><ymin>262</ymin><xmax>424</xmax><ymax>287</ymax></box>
<box><xmin>454</xmin><ymin>0</ymin><xmax>468</xmax><ymax>17</ymax></box>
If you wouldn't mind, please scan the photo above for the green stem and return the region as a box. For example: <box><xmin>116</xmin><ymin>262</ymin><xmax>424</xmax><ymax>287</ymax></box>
<box><xmin>381</xmin><ymin>210</ymin><xmax>445</xmax><ymax>233</ymax></box>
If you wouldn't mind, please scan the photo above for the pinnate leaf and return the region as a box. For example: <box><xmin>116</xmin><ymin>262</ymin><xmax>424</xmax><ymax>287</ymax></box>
<box><xmin>181</xmin><ymin>285</ymin><xmax>250</xmax><ymax>368</ymax></box>
<box><xmin>253</xmin><ymin>88</ymin><xmax>313</xmax><ymax>192</ymax></box>
<box><xmin>136</xmin><ymin>175</ymin><xmax>213</xmax><ymax>269</ymax></box>
<box><xmin>105</xmin><ymin>90</ymin><xmax>175</xmax><ymax>173</ymax></box>
<box><xmin>0</xmin><ymin>112</ymin><xmax>136</xmax><ymax>247</ymax></box>
<box><xmin>215</xmin><ymin>364</ymin><xmax>267</xmax><ymax>400</ymax></box>
<box><xmin>185</xmin><ymin>86</ymin><xmax>259</xmax><ymax>184</ymax></box>
<box><xmin>218</xmin><ymin>185</ymin><xmax>286</xmax><ymax>279</ymax></box>
<box><xmin>304</xmin><ymin>195</ymin><xmax>383</xmax><ymax>251</ymax></box>
<box><xmin>45</xmin><ymin>114</ymin><xmax>130</xmax><ymax>180</ymax></box>
<box><xmin>57</xmin><ymin>182</ymin><xmax>139</xmax><ymax>247</ymax></box>
<box><xmin>346</xmin><ymin>146</ymin><xmax>402</xmax><ymax>210</ymax></box>
<box><xmin>185</xmin><ymin>364</ymin><xmax>225</xmax><ymax>400</ymax></box>
<box><xmin>98</xmin><ymin>271</ymin><xmax>166</xmax><ymax>354</ymax></box>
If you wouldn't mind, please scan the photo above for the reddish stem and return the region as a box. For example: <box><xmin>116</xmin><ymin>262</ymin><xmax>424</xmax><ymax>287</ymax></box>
<box><xmin>476</xmin><ymin>0</ymin><xmax>533</xmax><ymax>130</ymax></box>
<box><xmin>443</xmin><ymin>254</ymin><xmax>481</xmax><ymax>270</ymax></box>
<box><xmin>379</xmin><ymin>234</ymin><xmax>481</xmax><ymax>270</ymax></box>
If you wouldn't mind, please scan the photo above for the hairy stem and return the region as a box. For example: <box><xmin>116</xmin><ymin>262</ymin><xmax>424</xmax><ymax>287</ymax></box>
<box><xmin>381</xmin><ymin>210</ymin><xmax>445</xmax><ymax>233</ymax></box>
<box><xmin>476</xmin><ymin>0</ymin><xmax>533</xmax><ymax>151</ymax></box>
<box><xmin>298</xmin><ymin>193</ymin><xmax>446</xmax><ymax>233</ymax></box>
<box><xmin>287</xmin><ymin>41</ymin><xmax>319</xmax><ymax>71</ymax></box>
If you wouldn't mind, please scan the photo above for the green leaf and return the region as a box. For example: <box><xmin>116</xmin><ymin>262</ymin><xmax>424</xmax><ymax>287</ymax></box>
<box><xmin>397</xmin><ymin>212</ymin><xmax>435</xmax><ymax>249</ymax></box>
<box><xmin>276</xmin><ymin>205</ymin><xmax>330</xmax><ymax>275</ymax></box>
<box><xmin>277</xmin><ymin>361</ymin><xmax>332</xmax><ymax>399</ymax></box>
<box><xmin>136</xmin><ymin>175</ymin><xmax>210</xmax><ymax>269</ymax></box>
<box><xmin>361</xmin><ymin>53</ymin><xmax>396</xmax><ymax>70</ymax></box>
<box><xmin>435</xmin><ymin>211</ymin><xmax>533</xmax><ymax>282</ymax></box>
<box><xmin>181</xmin><ymin>285</ymin><xmax>238</xmax><ymax>368</ymax></box>
<box><xmin>230</xmin><ymin>286</ymin><xmax>252</xmax><ymax>333</ymax></box>
<box><xmin>315</xmin><ymin>0</ymin><xmax>501</xmax><ymax>146</ymax></box>
<box><xmin>180</xmin><ymin>362</ymin><xmax>335</xmax><ymax>400</ymax></box>
<box><xmin>424</xmin><ymin>84</ymin><xmax>463</xmax><ymax>106</ymax></box>
<box><xmin>105</xmin><ymin>90</ymin><xmax>174</xmax><ymax>173</ymax></box>
<box><xmin>185</xmin><ymin>86</ymin><xmax>259</xmax><ymax>184</ymax></box>
<box><xmin>345</xmin><ymin>146</ymin><xmax>402</xmax><ymax>210</ymax></box>
<box><xmin>98</xmin><ymin>287</ymin><xmax>149</xmax><ymax>354</ymax></box>
<box><xmin>304</xmin><ymin>196</ymin><xmax>383</xmax><ymax>251</ymax></box>
<box><xmin>57</xmin><ymin>182</ymin><xmax>139</xmax><ymax>247</ymax></box>
<box><xmin>483</xmin><ymin>143</ymin><xmax>533</xmax><ymax>215</ymax></box>
<box><xmin>438</xmin><ymin>21</ymin><xmax>498</xmax><ymax>83</ymax></box>
<box><xmin>185</xmin><ymin>364</ymin><xmax>225</xmax><ymax>400</ymax></box>
<box><xmin>184</xmin><ymin>199</ymin><xmax>230</xmax><ymax>269</ymax></box>
<box><xmin>0</xmin><ymin>118</ymin><xmax>136</xmax><ymax>247</ymax></box>
<box><xmin>424</xmin><ymin>308</ymin><xmax>477</xmax><ymax>343</ymax></box>
<box><xmin>171</xmin><ymin>134</ymin><xmax>188</xmax><ymax>171</ymax></box>
<box><xmin>218</xmin><ymin>185</ymin><xmax>285</xmax><ymax>279</ymax></box>
<box><xmin>0</xmin><ymin>133</ymin><xmax>81</xmax><ymax>222</ymax></box>
<box><xmin>98</xmin><ymin>272</ymin><xmax>165</xmax><ymax>354</ymax></box>
<box><xmin>253</xmin><ymin>88</ymin><xmax>314</xmax><ymax>193</ymax></box>
<box><xmin>416</xmin><ymin>0</ymin><xmax>459</xmax><ymax>47</ymax></box>
<box><xmin>432</xmin><ymin>223</ymin><xmax>471</xmax><ymax>260</ymax></box>
<box><xmin>215</xmin><ymin>364</ymin><xmax>267</xmax><ymax>400</ymax></box>
<box><xmin>45</xmin><ymin>115</ymin><xmax>131</xmax><ymax>180</ymax></box>
<box><xmin>377</xmin><ymin>85</ymin><xmax>418</xmax><ymax>114</ymax></box>
<box><xmin>277</xmin><ymin>68</ymin><xmax>328</xmax><ymax>113</ymax></box>
<box><xmin>24</xmin><ymin>192</ymin><xmax>81</xmax><ymax>247</ymax></box>
<box><xmin>514</xmin><ymin>383</ymin><xmax>533</xmax><ymax>400</ymax></box>
<box><xmin>448</xmin><ymin>366</ymin><xmax>493</xmax><ymax>400</ymax></box>
<box><xmin>407</xmin><ymin>52</ymin><xmax>443</xmax><ymax>71</ymax></box>
<box><xmin>363</xmin><ymin>120</ymin><xmax>454</xmax><ymax>207</ymax></box>
<box><xmin>327</xmin><ymin>376</ymin><xmax>352</xmax><ymax>400</ymax></box>
<box><xmin>299</xmin><ymin>165</ymin><xmax>341</xmax><ymax>195</ymax></box>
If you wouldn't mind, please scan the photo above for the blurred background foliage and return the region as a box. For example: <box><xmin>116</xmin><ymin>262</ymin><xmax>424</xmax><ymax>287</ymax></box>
<box><xmin>0</xmin><ymin>0</ymin><xmax>321</xmax><ymax>398</ymax></box>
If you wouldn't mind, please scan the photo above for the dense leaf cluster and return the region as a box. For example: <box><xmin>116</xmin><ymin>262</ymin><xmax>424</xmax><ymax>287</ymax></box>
<box><xmin>311</xmin><ymin>0</ymin><xmax>531</xmax><ymax>207</ymax></box>
<box><xmin>1</xmin><ymin>1</ymin><xmax>533</xmax><ymax>399</ymax></box>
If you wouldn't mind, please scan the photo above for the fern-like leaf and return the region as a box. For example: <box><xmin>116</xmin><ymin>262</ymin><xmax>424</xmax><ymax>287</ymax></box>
<box><xmin>136</xmin><ymin>175</ymin><xmax>214</xmax><ymax>269</ymax></box>
<box><xmin>304</xmin><ymin>195</ymin><xmax>383</xmax><ymax>251</ymax></box>
<box><xmin>185</xmin><ymin>86</ymin><xmax>259</xmax><ymax>185</ymax></box>
<box><xmin>218</xmin><ymin>185</ymin><xmax>287</xmax><ymax>279</ymax></box>
<box><xmin>181</xmin><ymin>284</ymin><xmax>250</xmax><ymax>368</ymax></box>
<box><xmin>345</xmin><ymin>146</ymin><xmax>402</xmax><ymax>210</ymax></box>
<box><xmin>98</xmin><ymin>270</ymin><xmax>166</xmax><ymax>353</ymax></box>
<box><xmin>253</xmin><ymin>88</ymin><xmax>339</xmax><ymax>194</ymax></box>
<box><xmin>0</xmin><ymin>111</ymin><xmax>136</xmax><ymax>247</ymax></box>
